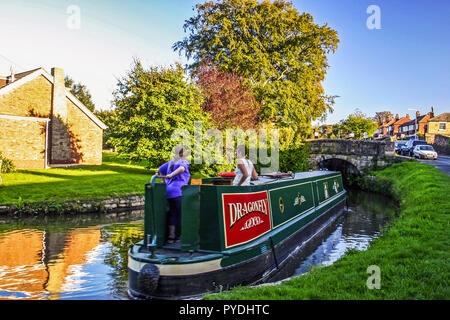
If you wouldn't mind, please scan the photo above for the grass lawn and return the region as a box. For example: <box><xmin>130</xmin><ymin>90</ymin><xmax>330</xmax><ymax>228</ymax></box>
<box><xmin>204</xmin><ymin>162</ymin><xmax>450</xmax><ymax>299</ymax></box>
<box><xmin>0</xmin><ymin>152</ymin><xmax>155</xmax><ymax>205</ymax></box>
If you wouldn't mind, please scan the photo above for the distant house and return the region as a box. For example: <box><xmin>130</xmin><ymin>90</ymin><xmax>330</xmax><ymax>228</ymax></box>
<box><xmin>0</xmin><ymin>67</ymin><xmax>107</xmax><ymax>169</ymax></box>
<box><xmin>374</xmin><ymin>118</ymin><xmax>396</xmax><ymax>138</ymax></box>
<box><xmin>387</xmin><ymin>114</ymin><xmax>411</xmax><ymax>137</ymax></box>
<box><xmin>425</xmin><ymin>113</ymin><xmax>450</xmax><ymax>144</ymax></box>
<box><xmin>427</xmin><ymin>113</ymin><xmax>450</xmax><ymax>135</ymax></box>
<box><xmin>397</xmin><ymin>110</ymin><xmax>434</xmax><ymax>139</ymax></box>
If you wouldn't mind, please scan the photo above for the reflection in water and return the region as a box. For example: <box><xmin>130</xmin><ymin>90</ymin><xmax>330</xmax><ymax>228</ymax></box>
<box><xmin>0</xmin><ymin>190</ymin><xmax>396</xmax><ymax>299</ymax></box>
<box><xmin>266</xmin><ymin>189</ymin><xmax>396</xmax><ymax>283</ymax></box>
<box><xmin>0</xmin><ymin>212</ymin><xmax>144</xmax><ymax>300</ymax></box>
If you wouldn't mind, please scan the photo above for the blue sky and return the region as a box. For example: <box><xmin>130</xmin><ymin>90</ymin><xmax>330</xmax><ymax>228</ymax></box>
<box><xmin>0</xmin><ymin>0</ymin><xmax>448</xmax><ymax>124</ymax></box>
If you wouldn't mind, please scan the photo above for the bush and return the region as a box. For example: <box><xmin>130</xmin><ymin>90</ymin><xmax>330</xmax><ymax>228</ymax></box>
<box><xmin>0</xmin><ymin>151</ymin><xmax>15</xmax><ymax>173</ymax></box>
<box><xmin>279</xmin><ymin>145</ymin><xmax>311</xmax><ymax>172</ymax></box>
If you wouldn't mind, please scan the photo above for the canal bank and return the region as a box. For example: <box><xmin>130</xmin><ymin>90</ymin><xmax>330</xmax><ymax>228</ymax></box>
<box><xmin>0</xmin><ymin>194</ymin><xmax>145</xmax><ymax>218</ymax></box>
<box><xmin>204</xmin><ymin>162</ymin><xmax>450</xmax><ymax>299</ymax></box>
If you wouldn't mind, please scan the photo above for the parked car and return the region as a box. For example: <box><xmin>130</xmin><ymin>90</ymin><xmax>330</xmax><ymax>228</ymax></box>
<box><xmin>402</xmin><ymin>139</ymin><xmax>428</xmax><ymax>157</ymax></box>
<box><xmin>413</xmin><ymin>145</ymin><xmax>438</xmax><ymax>160</ymax></box>
<box><xmin>395</xmin><ymin>141</ymin><xmax>407</xmax><ymax>154</ymax></box>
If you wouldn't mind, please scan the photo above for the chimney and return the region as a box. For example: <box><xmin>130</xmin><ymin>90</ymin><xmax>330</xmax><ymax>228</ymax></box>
<box><xmin>51</xmin><ymin>67</ymin><xmax>67</xmax><ymax>121</ymax></box>
<box><xmin>430</xmin><ymin>106</ymin><xmax>435</xmax><ymax>118</ymax></box>
<box><xmin>406</xmin><ymin>114</ymin><xmax>410</xmax><ymax>119</ymax></box>
<box><xmin>50</xmin><ymin>67</ymin><xmax>71</xmax><ymax>164</ymax></box>
<box><xmin>9</xmin><ymin>66</ymin><xmax>15</xmax><ymax>83</ymax></box>
<box><xmin>395</xmin><ymin>114</ymin><xmax>399</xmax><ymax>121</ymax></box>
<box><xmin>416</xmin><ymin>110</ymin><xmax>420</xmax><ymax>118</ymax></box>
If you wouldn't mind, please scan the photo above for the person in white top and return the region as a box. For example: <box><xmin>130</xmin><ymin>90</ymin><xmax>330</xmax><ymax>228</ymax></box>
<box><xmin>232</xmin><ymin>145</ymin><xmax>258</xmax><ymax>186</ymax></box>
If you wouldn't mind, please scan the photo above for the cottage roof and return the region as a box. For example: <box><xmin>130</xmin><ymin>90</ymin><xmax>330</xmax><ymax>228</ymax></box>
<box><xmin>401</xmin><ymin>114</ymin><xmax>430</xmax><ymax>127</ymax></box>
<box><xmin>0</xmin><ymin>68</ymin><xmax>41</xmax><ymax>89</ymax></box>
<box><xmin>428</xmin><ymin>113</ymin><xmax>450</xmax><ymax>122</ymax></box>
<box><xmin>381</xmin><ymin>119</ymin><xmax>396</xmax><ymax>127</ymax></box>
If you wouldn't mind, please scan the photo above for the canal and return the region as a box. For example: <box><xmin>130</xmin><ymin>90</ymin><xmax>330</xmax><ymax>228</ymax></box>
<box><xmin>0</xmin><ymin>190</ymin><xmax>396</xmax><ymax>300</ymax></box>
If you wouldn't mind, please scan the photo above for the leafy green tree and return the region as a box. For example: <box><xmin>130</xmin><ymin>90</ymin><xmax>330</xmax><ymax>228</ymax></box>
<box><xmin>64</xmin><ymin>76</ymin><xmax>96</xmax><ymax>112</ymax></box>
<box><xmin>331</xmin><ymin>123</ymin><xmax>345</xmax><ymax>139</ymax></box>
<box><xmin>174</xmin><ymin>0</ymin><xmax>339</xmax><ymax>138</ymax></box>
<box><xmin>109</xmin><ymin>59</ymin><xmax>213</xmax><ymax>169</ymax></box>
<box><xmin>340</xmin><ymin>109</ymin><xmax>378</xmax><ymax>139</ymax></box>
<box><xmin>94</xmin><ymin>109</ymin><xmax>119</xmax><ymax>149</ymax></box>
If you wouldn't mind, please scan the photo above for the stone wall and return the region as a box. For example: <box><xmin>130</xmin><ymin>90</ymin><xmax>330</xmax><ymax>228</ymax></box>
<box><xmin>0</xmin><ymin>194</ymin><xmax>145</xmax><ymax>216</ymax></box>
<box><xmin>432</xmin><ymin>134</ymin><xmax>450</xmax><ymax>155</ymax></box>
<box><xmin>308</xmin><ymin>139</ymin><xmax>394</xmax><ymax>157</ymax></box>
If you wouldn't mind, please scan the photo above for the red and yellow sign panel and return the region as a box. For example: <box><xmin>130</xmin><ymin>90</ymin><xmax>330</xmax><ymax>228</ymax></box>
<box><xmin>222</xmin><ymin>191</ymin><xmax>272</xmax><ymax>248</ymax></box>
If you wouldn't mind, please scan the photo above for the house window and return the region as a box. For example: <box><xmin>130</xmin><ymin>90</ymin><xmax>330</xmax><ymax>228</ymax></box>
<box><xmin>439</xmin><ymin>122</ymin><xmax>446</xmax><ymax>130</ymax></box>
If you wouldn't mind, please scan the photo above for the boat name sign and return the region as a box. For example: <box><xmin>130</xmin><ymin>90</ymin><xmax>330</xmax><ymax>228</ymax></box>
<box><xmin>222</xmin><ymin>191</ymin><xmax>271</xmax><ymax>248</ymax></box>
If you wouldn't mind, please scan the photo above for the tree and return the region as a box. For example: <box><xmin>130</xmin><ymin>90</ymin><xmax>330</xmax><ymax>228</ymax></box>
<box><xmin>340</xmin><ymin>109</ymin><xmax>378</xmax><ymax>139</ymax></box>
<box><xmin>194</xmin><ymin>61</ymin><xmax>260</xmax><ymax>130</ymax></box>
<box><xmin>173</xmin><ymin>0</ymin><xmax>339</xmax><ymax>138</ymax></box>
<box><xmin>94</xmin><ymin>109</ymin><xmax>119</xmax><ymax>149</ymax></box>
<box><xmin>374</xmin><ymin>111</ymin><xmax>394</xmax><ymax>125</ymax></box>
<box><xmin>109</xmin><ymin>59</ymin><xmax>212</xmax><ymax>167</ymax></box>
<box><xmin>65</xmin><ymin>76</ymin><xmax>96</xmax><ymax>112</ymax></box>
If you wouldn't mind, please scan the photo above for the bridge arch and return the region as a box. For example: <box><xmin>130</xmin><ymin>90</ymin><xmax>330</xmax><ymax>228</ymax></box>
<box><xmin>319</xmin><ymin>157</ymin><xmax>361</xmax><ymax>184</ymax></box>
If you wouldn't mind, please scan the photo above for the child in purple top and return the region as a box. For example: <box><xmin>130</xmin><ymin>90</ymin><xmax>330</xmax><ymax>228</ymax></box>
<box><xmin>164</xmin><ymin>147</ymin><xmax>190</xmax><ymax>243</ymax></box>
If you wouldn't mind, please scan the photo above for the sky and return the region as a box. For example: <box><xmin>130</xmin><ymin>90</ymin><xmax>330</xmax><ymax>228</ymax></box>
<box><xmin>0</xmin><ymin>0</ymin><xmax>449</xmax><ymax>125</ymax></box>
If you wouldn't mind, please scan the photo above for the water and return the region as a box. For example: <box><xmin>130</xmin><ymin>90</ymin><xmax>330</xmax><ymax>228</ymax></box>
<box><xmin>265</xmin><ymin>189</ymin><xmax>396</xmax><ymax>283</ymax></box>
<box><xmin>0</xmin><ymin>190</ymin><xmax>396</xmax><ymax>300</ymax></box>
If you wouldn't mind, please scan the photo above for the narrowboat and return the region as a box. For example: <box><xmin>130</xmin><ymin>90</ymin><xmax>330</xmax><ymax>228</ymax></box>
<box><xmin>128</xmin><ymin>170</ymin><xmax>346</xmax><ymax>299</ymax></box>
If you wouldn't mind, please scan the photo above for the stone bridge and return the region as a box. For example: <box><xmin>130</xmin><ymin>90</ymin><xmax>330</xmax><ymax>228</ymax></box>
<box><xmin>307</xmin><ymin>139</ymin><xmax>403</xmax><ymax>175</ymax></box>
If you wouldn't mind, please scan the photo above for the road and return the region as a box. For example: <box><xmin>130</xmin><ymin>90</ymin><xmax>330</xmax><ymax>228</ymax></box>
<box><xmin>418</xmin><ymin>154</ymin><xmax>450</xmax><ymax>176</ymax></box>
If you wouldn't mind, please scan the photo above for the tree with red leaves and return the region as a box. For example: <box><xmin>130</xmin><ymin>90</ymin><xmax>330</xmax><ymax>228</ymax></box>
<box><xmin>194</xmin><ymin>61</ymin><xmax>261</xmax><ymax>130</ymax></box>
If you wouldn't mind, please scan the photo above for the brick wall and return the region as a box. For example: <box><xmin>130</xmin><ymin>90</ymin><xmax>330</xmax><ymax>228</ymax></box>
<box><xmin>67</xmin><ymin>100</ymin><xmax>103</xmax><ymax>164</ymax></box>
<box><xmin>0</xmin><ymin>118</ymin><xmax>47</xmax><ymax>169</ymax></box>
<box><xmin>0</xmin><ymin>76</ymin><xmax>52</xmax><ymax>117</ymax></box>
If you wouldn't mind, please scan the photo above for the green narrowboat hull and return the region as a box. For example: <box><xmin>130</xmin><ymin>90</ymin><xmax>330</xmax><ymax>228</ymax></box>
<box><xmin>128</xmin><ymin>171</ymin><xmax>346</xmax><ymax>299</ymax></box>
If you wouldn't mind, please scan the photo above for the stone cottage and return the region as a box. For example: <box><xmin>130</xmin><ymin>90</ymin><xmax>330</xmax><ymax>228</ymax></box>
<box><xmin>0</xmin><ymin>67</ymin><xmax>107</xmax><ymax>169</ymax></box>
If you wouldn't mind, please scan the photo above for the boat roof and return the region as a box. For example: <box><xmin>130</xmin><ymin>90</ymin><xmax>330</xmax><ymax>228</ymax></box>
<box><xmin>251</xmin><ymin>170</ymin><xmax>339</xmax><ymax>185</ymax></box>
